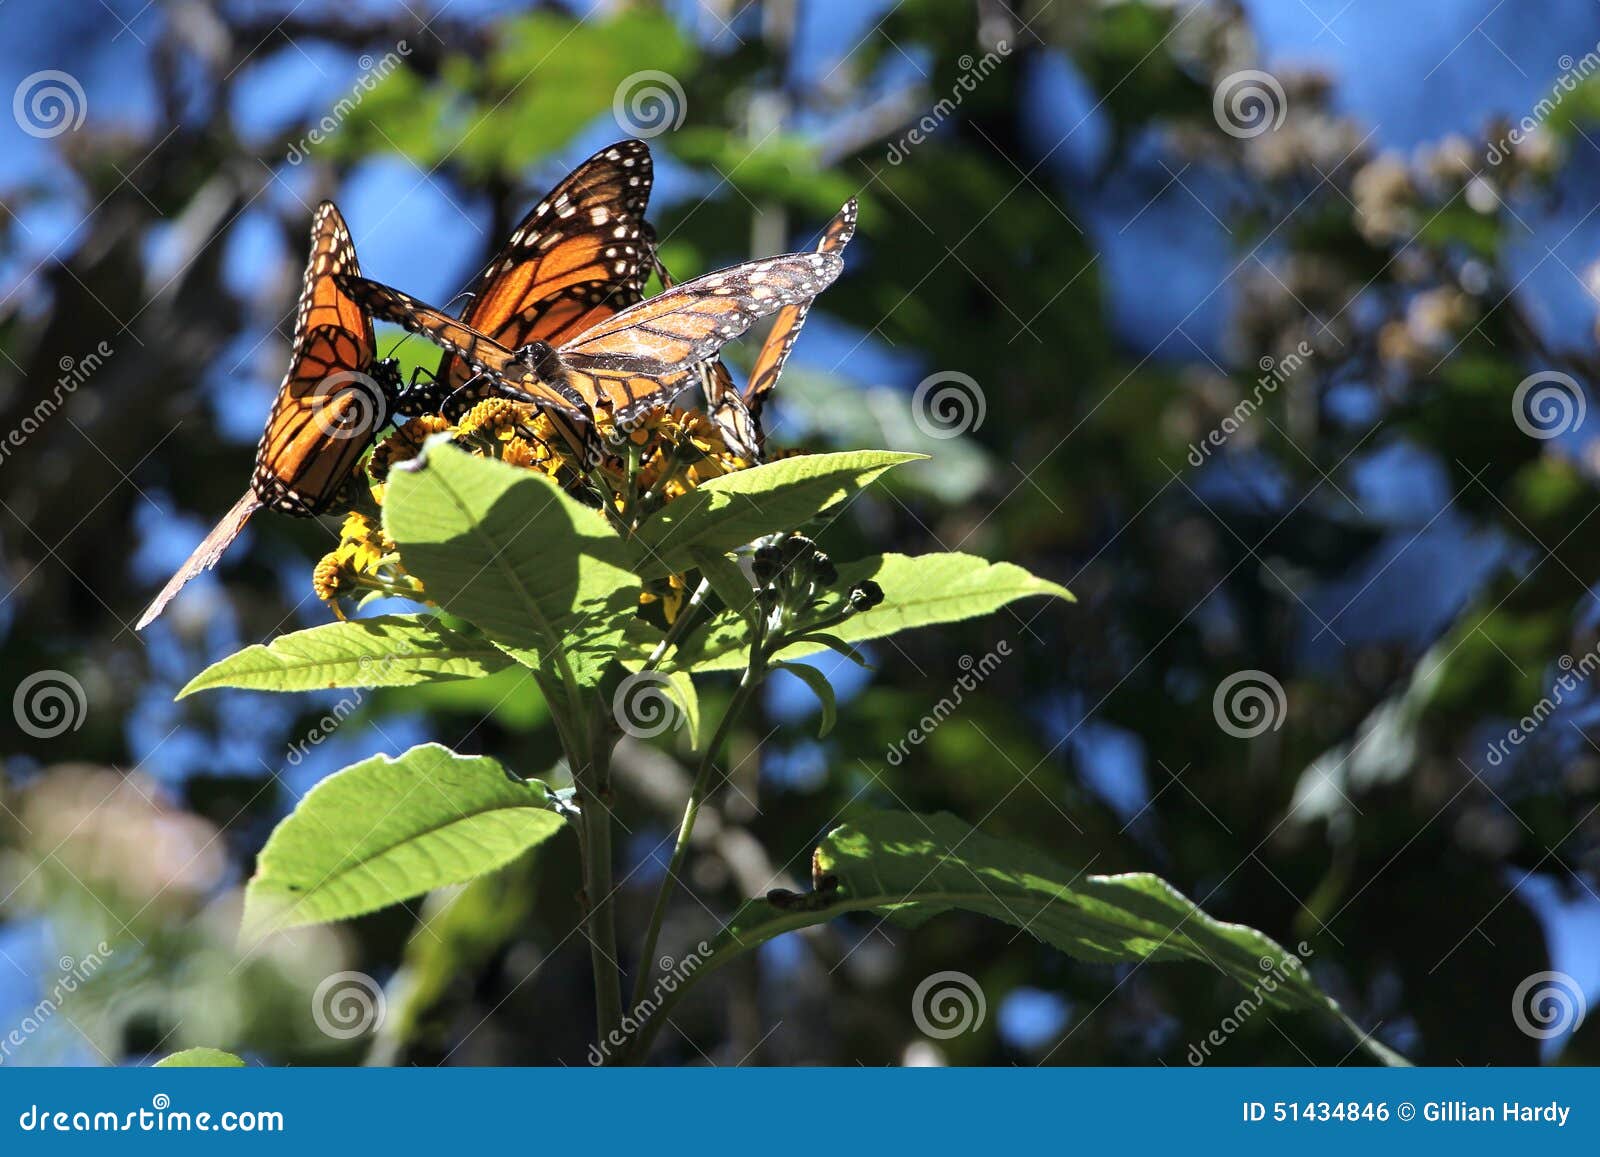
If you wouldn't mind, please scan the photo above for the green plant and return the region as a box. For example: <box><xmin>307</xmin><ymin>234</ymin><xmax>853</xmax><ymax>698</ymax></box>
<box><xmin>173</xmin><ymin>400</ymin><xmax>1398</xmax><ymax>1066</ymax></box>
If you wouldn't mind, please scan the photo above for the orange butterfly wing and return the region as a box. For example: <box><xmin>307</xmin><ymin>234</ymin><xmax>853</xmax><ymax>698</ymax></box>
<box><xmin>441</xmin><ymin>140</ymin><xmax>654</xmax><ymax>390</ymax></box>
<box><xmin>742</xmin><ymin>198</ymin><xmax>857</xmax><ymax>419</ymax></box>
<box><xmin>339</xmin><ymin>275</ymin><xmax>586</xmax><ymax>413</ymax></box>
<box><xmin>557</xmin><ymin>251</ymin><xmax>845</xmax><ymax>420</ymax></box>
<box><xmin>252</xmin><ymin>201</ymin><xmax>390</xmax><ymax>516</ymax></box>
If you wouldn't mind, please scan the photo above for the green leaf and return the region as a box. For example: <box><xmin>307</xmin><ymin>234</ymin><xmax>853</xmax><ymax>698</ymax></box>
<box><xmin>687</xmin><ymin>546</ymin><xmax>757</xmax><ymax>621</ymax></box>
<box><xmin>677</xmin><ymin>552</ymin><xmax>1073</xmax><ymax>672</ymax></box>
<box><xmin>178</xmin><ymin>615</ymin><xmax>513</xmax><ymax>698</ymax></box>
<box><xmin>641</xmin><ymin>811</ymin><xmax>1405</xmax><ymax>1066</ymax></box>
<box><xmin>154</xmin><ymin>1047</ymin><xmax>245</xmax><ymax>1068</ymax></box>
<box><xmin>773</xmin><ymin>661</ymin><xmax>837</xmax><ymax>736</ymax></box>
<box><xmin>664</xmin><ymin>669</ymin><xmax>703</xmax><ymax>750</ymax></box>
<box><xmin>242</xmin><ymin>743</ymin><xmax>564</xmax><ymax>938</ymax></box>
<box><xmin>383</xmin><ymin>443</ymin><xmax>639</xmax><ymax>686</ymax></box>
<box><xmin>629</xmin><ymin>451</ymin><xmax>924</xmax><ymax>578</ymax></box>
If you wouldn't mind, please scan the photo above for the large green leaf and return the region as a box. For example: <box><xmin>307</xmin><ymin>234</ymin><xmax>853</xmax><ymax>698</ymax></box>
<box><xmin>640</xmin><ymin>811</ymin><xmax>1405</xmax><ymax>1065</ymax></box>
<box><xmin>154</xmin><ymin>1047</ymin><xmax>245</xmax><ymax>1068</ymax></box>
<box><xmin>383</xmin><ymin>442</ymin><xmax>639</xmax><ymax>686</ymax></box>
<box><xmin>178</xmin><ymin>615</ymin><xmax>512</xmax><ymax>698</ymax></box>
<box><xmin>629</xmin><ymin>450</ymin><xmax>924</xmax><ymax>578</ymax></box>
<box><xmin>242</xmin><ymin>743</ymin><xmax>564</xmax><ymax>938</ymax></box>
<box><xmin>674</xmin><ymin>551</ymin><xmax>1073</xmax><ymax>672</ymax></box>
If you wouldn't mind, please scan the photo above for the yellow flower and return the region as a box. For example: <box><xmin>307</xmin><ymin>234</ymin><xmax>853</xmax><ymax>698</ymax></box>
<box><xmin>370</xmin><ymin>415</ymin><xmax>452</xmax><ymax>483</ymax></box>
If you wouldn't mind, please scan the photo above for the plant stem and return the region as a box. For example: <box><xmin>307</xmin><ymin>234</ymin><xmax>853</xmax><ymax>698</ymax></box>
<box><xmin>575</xmin><ymin>714</ymin><xmax>624</xmax><ymax>1049</ymax></box>
<box><xmin>629</xmin><ymin>661</ymin><xmax>764</xmax><ymax>1014</ymax></box>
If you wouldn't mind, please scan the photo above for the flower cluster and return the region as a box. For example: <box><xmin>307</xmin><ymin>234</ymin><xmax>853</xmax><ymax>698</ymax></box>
<box><xmin>311</xmin><ymin>398</ymin><xmax>758</xmax><ymax>617</ymax></box>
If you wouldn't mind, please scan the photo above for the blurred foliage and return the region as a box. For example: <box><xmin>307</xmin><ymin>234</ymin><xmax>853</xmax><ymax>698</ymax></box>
<box><xmin>2</xmin><ymin>0</ymin><xmax>1599</xmax><ymax>1067</ymax></box>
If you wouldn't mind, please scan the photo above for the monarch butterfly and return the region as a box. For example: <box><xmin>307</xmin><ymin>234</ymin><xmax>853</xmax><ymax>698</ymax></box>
<box><xmin>402</xmin><ymin>139</ymin><xmax>656</xmax><ymax>418</ymax></box>
<box><xmin>339</xmin><ymin>249</ymin><xmax>845</xmax><ymax>441</ymax></box>
<box><xmin>136</xmin><ymin>201</ymin><xmax>399</xmax><ymax>630</ymax></box>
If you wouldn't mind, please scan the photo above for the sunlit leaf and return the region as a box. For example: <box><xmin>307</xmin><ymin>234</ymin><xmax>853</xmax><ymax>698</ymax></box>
<box><xmin>178</xmin><ymin>615</ymin><xmax>512</xmax><ymax>698</ymax></box>
<box><xmin>242</xmin><ymin>743</ymin><xmax>564</xmax><ymax>938</ymax></box>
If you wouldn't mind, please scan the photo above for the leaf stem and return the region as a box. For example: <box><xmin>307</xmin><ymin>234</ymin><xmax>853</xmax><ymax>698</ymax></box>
<box><xmin>628</xmin><ymin>647</ymin><xmax>766</xmax><ymax>1020</ymax></box>
<box><xmin>574</xmin><ymin>707</ymin><xmax>624</xmax><ymax>1049</ymax></box>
